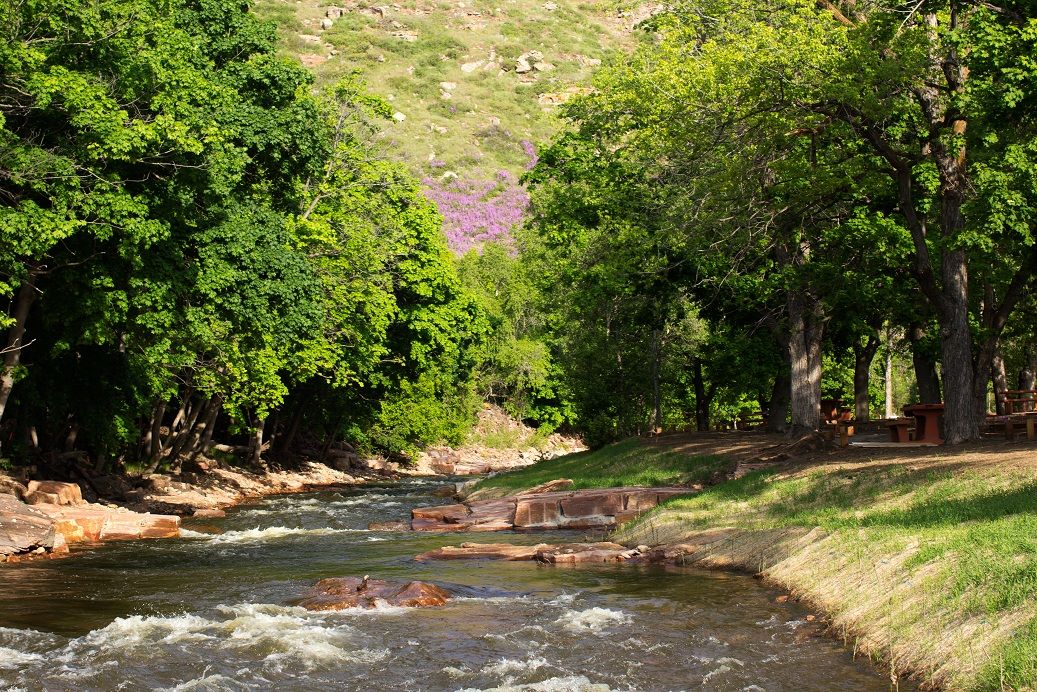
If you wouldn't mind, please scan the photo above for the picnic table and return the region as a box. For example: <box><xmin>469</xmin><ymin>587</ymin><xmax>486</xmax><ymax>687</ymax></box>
<box><xmin>903</xmin><ymin>403</ymin><xmax>944</xmax><ymax>444</ymax></box>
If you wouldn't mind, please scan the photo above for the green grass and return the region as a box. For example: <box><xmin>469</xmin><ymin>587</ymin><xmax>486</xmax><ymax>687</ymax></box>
<box><xmin>252</xmin><ymin>0</ymin><xmax>637</xmax><ymax>181</ymax></box>
<box><xmin>470</xmin><ymin>437</ymin><xmax>733</xmax><ymax>493</ymax></box>
<box><xmin>623</xmin><ymin>460</ymin><xmax>1037</xmax><ymax>689</ymax></box>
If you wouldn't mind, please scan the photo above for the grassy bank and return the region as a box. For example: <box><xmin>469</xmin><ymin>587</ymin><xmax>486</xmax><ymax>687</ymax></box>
<box><xmin>468</xmin><ymin>437</ymin><xmax>732</xmax><ymax>495</ymax></box>
<box><xmin>615</xmin><ymin>445</ymin><xmax>1037</xmax><ymax>690</ymax></box>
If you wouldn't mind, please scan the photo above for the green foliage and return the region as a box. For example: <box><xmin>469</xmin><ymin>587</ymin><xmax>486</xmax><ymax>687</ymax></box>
<box><xmin>0</xmin><ymin>0</ymin><xmax>487</xmax><ymax>465</ymax></box>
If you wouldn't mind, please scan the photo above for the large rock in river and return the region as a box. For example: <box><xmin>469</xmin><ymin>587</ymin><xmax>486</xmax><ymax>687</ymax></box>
<box><xmin>0</xmin><ymin>493</ymin><xmax>65</xmax><ymax>559</ymax></box>
<box><xmin>299</xmin><ymin>577</ymin><xmax>451</xmax><ymax>610</ymax></box>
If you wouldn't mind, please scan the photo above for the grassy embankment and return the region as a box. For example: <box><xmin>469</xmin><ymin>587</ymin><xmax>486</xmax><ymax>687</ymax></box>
<box><xmin>615</xmin><ymin>447</ymin><xmax>1037</xmax><ymax>690</ymax></box>
<box><xmin>469</xmin><ymin>437</ymin><xmax>731</xmax><ymax>494</ymax></box>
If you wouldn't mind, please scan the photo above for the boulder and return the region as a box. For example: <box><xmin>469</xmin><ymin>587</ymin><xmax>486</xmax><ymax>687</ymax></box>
<box><xmin>416</xmin><ymin>541</ymin><xmax>634</xmax><ymax>563</ymax></box>
<box><xmin>0</xmin><ymin>493</ymin><xmax>59</xmax><ymax>557</ymax></box>
<box><xmin>299</xmin><ymin>577</ymin><xmax>451</xmax><ymax>610</ymax></box>
<box><xmin>320</xmin><ymin>17</ymin><xmax>334</xmax><ymax>29</ymax></box>
<box><xmin>24</xmin><ymin>480</ymin><xmax>84</xmax><ymax>506</ymax></box>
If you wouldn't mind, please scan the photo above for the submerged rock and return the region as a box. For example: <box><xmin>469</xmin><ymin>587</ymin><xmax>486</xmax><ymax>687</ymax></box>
<box><xmin>415</xmin><ymin>541</ymin><xmax>634</xmax><ymax>563</ymax></box>
<box><xmin>411</xmin><ymin>487</ymin><xmax>690</xmax><ymax>532</ymax></box>
<box><xmin>299</xmin><ymin>576</ymin><xmax>451</xmax><ymax>610</ymax></box>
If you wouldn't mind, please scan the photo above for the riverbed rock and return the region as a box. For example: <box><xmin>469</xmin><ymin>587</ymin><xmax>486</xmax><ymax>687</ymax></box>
<box><xmin>411</xmin><ymin>487</ymin><xmax>691</xmax><ymax>532</ymax></box>
<box><xmin>299</xmin><ymin>577</ymin><xmax>451</xmax><ymax>610</ymax></box>
<box><xmin>24</xmin><ymin>480</ymin><xmax>84</xmax><ymax>506</ymax></box>
<box><xmin>0</xmin><ymin>493</ymin><xmax>61</xmax><ymax>557</ymax></box>
<box><xmin>415</xmin><ymin>541</ymin><xmax>631</xmax><ymax>562</ymax></box>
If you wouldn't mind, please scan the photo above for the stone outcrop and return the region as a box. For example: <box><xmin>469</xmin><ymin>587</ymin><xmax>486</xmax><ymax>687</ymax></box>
<box><xmin>1</xmin><ymin>480</ymin><xmax>180</xmax><ymax>562</ymax></box>
<box><xmin>299</xmin><ymin>576</ymin><xmax>451</xmax><ymax>610</ymax></box>
<box><xmin>416</xmin><ymin>541</ymin><xmax>634</xmax><ymax>562</ymax></box>
<box><xmin>414</xmin><ymin>537</ymin><xmax>742</xmax><ymax>567</ymax></box>
<box><xmin>24</xmin><ymin>480</ymin><xmax>85</xmax><ymax>506</ymax></box>
<box><xmin>0</xmin><ymin>493</ymin><xmax>66</xmax><ymax>559</ymax></box>
<box><xmin>410</xmin><ymin>486</ymin><xmax>690</xmax><ymax>532</ymax></box>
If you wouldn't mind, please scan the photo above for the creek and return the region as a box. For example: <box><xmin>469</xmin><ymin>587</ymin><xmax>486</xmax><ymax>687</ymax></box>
<box><xmin>0</xmin><ymin>479</ymin><xmax>894</xmax><ymax>690</ymax></box>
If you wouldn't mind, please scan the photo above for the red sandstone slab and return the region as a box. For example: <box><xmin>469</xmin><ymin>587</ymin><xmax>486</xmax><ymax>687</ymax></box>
<box><xmin>300</xmin><ymin>577</ymin><xmax>451</xmax><ymax>610</ymax></box>
<box><xmin>412</xmin><ymin>504</ymin><xmax>469</xmax><ymax>522</ymax></box>
<box><xmin>559</xmin><ymin>492</ymin><xmax>623</xmax><ymax>518</ymax></box>
<box><xmin>514</xmin><ymin>498</ymin><xmax>561</xmax><ymax>528</ymax></box>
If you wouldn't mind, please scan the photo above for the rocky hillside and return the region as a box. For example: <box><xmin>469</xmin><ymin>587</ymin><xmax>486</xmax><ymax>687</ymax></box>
<box><xmin>253</xmin><ymin>0</ymin><xmax>654</xmax><ymax>248</ymax></box>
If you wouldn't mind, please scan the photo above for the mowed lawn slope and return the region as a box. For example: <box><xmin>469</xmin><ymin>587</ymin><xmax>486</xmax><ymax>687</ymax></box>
<box><xmin>469</xmin><ymin>437</ymin><xmax>734</xmax><ymax>495</ymax></box>
<box><xmin>617</xmin><ymin>443</ymin><xmax>1037</xmax><ymax>690</ymax></box>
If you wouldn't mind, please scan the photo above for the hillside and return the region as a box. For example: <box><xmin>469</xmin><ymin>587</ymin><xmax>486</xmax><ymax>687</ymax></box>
<box><xmin>253</xmin><ymin>0</ymin><xmax>650</xmax><ymax>247</ymax></box>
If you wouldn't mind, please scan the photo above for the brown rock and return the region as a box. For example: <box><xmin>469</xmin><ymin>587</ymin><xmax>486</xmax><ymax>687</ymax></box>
<box><xmin>0</xmin><ymin>493</ymin><xmax>59</xmax><ymax>556</ymax></box>
<box><xmin>416</xmin><ymin>542</ymin><xmax>546</xmax><ymax>561</ymax></box>
<box><xmin>192</xmin><ymin>508</ymin><xmax>226</xmax><ymax>519</ymax></box>
<box><xmin>560</xmin><ymin>492</ymin><xmax>623</xmax><ymax>518</ymax></box>
<box><xmin>412</xmin><ymin>503</ymin><xmax>469</xmax><ymax>522</ymax></box>
<box><xmin>25</xmin><ymin>480</ymin><xmax>84</xmax><ymax>506</ymax></box>
<box><xmin>299</xmin><ymin>577</ymin><xmax>451</xmax><ymax>610</ymax></box>
<box><xmin>514</xmin><ymin>498</ymin><xmax>561</xmax><ymax>528</ymax></box>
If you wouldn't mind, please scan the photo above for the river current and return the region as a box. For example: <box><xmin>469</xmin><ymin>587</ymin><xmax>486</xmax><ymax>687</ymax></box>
<box><xmin>0</xmin><ymin>479</ymin><xmax>893</xmax><ymax>690</ymax></box>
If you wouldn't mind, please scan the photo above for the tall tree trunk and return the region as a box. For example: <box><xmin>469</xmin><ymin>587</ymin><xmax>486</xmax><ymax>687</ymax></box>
<box><xmin>1019</xmin><ymin>346</ymin><xmax>1037</xmax><ymax>391</ymax></box>
<box><xmin>991</xmin><ymin>341</ymin><xmax>1008</xmax><ymax>416</ymax></box>
<box><xmin>787</xmin><ymin>288</ymin><xmax>824</xmax><ymax>434</ymax></box>
<box><xmin>187</xmin><ymin>396</ymin><xmax>222</xmax><ymax>465</ymax></box>
<box><xmin>852</xmin><ymin>333</ymin><xmax>881</xmax><ymax>422</ymax></box>
<box><xmin>650</xmin><ymin>329</ymin><xmax>662</xmax><ymax>431</ymax></box>
<box><xmin>249</xmin><ymin>415</ymin><xmax>265</xmax><ymax>466</ymax></box>
<box><xmin>692</xmin><ymin>358</ymin><xmax>712</xmax><ymax>432</ymax></box>
<box><xmin>0</xmin><ymin>275</ymin><xmax>38</xmax><ymax>428</ymax></box>
<box><xmin>908</xmin><ymin>325</ymin><xmax>942</xmax><ymax>404</ymax></box>
<box><xmin>767</xmin><ymin>357</ymin><xmax>791</xmax><ymax>434</ymax></box>
<box><xmin>884</xmin><ymin>340</ymin><xmax>895</xmax><ymax>419</ymax></box>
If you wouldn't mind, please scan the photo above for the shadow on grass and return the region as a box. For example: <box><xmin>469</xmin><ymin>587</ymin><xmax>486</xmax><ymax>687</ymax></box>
<box><xmin>859</xmin><ymin>480</ymin><xmax>1037</xmax><ymax>528</ymax></box>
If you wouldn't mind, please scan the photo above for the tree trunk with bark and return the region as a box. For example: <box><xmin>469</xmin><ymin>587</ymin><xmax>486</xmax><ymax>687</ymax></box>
<box><xmin>786</xmin><ymin>288</ymin><xmax>824</xmax><ymax>434</ymax></box>
<box><xmin>691</xmin><ymin>358</ymin><xmax>715</xmax><ymax>432</ymax></box>
<box><xmin>0</xmin><ymin>276</ymin><xmax>38</xmax><ymax>429</ymax></box>
<box><xmin>991</xmin><ymin>342</ymin><xmax>1008</xmax><ymax>416</ymax></box>
<box><xmin>908</xmin><ymin>325</ymin><xmax>942</xmax><ymax>404</ymax></box>
<box><xmin>852</xmin><ymin>333</ymin><xmax>881</xmax><ymax>422</ymax></box>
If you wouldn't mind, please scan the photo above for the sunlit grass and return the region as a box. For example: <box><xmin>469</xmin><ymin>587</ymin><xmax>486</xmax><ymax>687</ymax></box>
<box><xmin>472</xmin><ymin>437</ymin><xmax>733</xmax><ymax>492</ymax></box>
<box><xmin>643</xmin><ymin>462</ymin><xmax>1037</xmax><ymax>689</ymax></box>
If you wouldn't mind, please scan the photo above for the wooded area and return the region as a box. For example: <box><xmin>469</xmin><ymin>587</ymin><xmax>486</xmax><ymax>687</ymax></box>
<box><xmin>2</xmin><ymin>0</ymin><xmax>1037</xmax><ymax>475</ymax></box>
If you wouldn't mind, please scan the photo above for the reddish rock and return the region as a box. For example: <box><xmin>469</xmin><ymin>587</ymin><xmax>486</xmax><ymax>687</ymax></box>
<box><xmin>416</xmin><ymin>542</ymin><xmax>547</xmax><ymax>561</ymax></box>
<box><xmin>543</xmin><ymin>549</ymin><xmax>633</xmax><ymax>564</ymax></box>
<box><xmin>192</xmin><ymin>508</ymin><xmax>226</xmax><ymax>519</ymax></box>
<box><xmin>560</xmin><ymin>492</ymin><xmax>624</xmax><ymax>518</ymax></box>
<box><xmin>0</xmin><ymin>493</ymin><xmax>59</xmax><ymax>557</ymax></box>
<box><xmin>412</xmin><ymin>504</ymin><xmax>469</xmax><ymax>522</ymax></box>
<box><xmin>24</xmin><ymin>480</ymin><xmax>84</xmax><ymax>506</ymax></box>
<box><xmin>514</xmin><ymin>498</ymin><xmax>561</xmax><ymax>528</ymax></box>
<box><xmin>299</xmin><ymin>577</ymin><xmax>451</xmax><ymax>610</ymax></box>
<box><xmin>417</xmin><ymin>541</ymin><xmax>633</xmax><ymax>563</ymax></box>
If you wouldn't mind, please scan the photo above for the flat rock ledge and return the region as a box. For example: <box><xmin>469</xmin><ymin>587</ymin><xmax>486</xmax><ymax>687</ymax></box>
<box><xmin>405</xmin><ymin>486</ymin><xmax>691</xmax><ymax>532</ymax></box>
<box><xmin>1</xmin><ymin>481</ymin><xmax>179</xmax><ymax>563</ymax></box>
<box><xmin>415</xmin><ymin>534</ymin><xmax>739</xmax><ymax>566</ymax></box>
<box><xmin>298</xmin><ymin>577</ymin><xmax>451</xmax><ymax>610</ymax></box>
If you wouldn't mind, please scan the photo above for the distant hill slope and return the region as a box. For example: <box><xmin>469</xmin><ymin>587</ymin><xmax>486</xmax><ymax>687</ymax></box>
<box><xmin>254</xmin><ymin>0</ymin><xmax>652</xmax><ymax>247</ymax></box>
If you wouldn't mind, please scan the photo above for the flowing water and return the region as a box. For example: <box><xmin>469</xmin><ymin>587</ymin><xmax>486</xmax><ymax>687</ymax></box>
<box><xmin>0</xmin><ymin>479</ymin><xmax>895</xmax><ymax>691</ymax></box>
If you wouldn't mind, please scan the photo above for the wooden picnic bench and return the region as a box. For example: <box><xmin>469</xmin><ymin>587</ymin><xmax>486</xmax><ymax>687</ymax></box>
<box><xmin>1004</xmin><ymin>390</ymin><xmax>1037</xmax><ymax>414</ymax></box>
